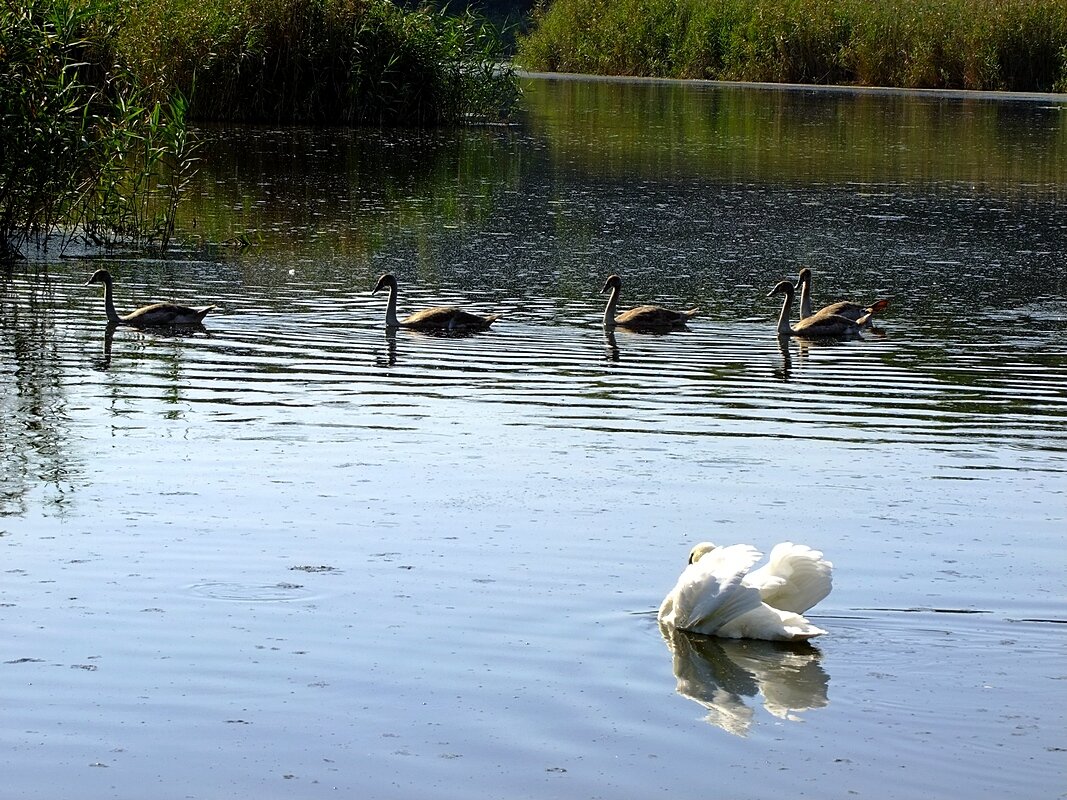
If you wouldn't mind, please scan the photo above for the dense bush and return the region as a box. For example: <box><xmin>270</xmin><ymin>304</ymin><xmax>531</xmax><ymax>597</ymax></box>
<box><xmin>518</xmin><ymin>0</ymin><xmax>1067</xmax><ymax>92</ymax></box>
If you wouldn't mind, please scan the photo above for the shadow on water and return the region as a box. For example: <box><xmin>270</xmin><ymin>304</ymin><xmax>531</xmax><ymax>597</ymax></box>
<box><xmin>177</xmin><ymin>125</ymin><xmax>525</xmax><ymax>269</ymax></box>
<box><xmin>522</xmin><ymin>76</ymin><xmax>1067</xmax><ymax>189</ymax></box>
<box><xmin>93</xmin><ymin>321</ymin><xmax>211</xmax><ymax>372</ymax></box>
<box><xmin>0</xmin><ymin>272</ymin><xmax>80</xmax><ymax>518</ymax></box>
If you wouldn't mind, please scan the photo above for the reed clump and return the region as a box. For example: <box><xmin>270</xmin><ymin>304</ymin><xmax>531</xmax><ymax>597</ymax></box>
<box><xmin>111</xmin><ymin>0</ymin><xmax>520</xmax><ymax>125</ymax></box>
<box><xmin>518</xmin><ymin>0</ymin><xmax>1067</xmax><ymax>92</ymax></box>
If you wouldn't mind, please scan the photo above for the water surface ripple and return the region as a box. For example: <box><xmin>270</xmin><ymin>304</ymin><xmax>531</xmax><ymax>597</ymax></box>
<box><xmin>2</xmin><ymin>77</ymin><xmax>1065</xmax><ymax>800</ymax></box>
<box><xmin>47</xmin><ymin>283</ymin><xmax>1066</xmax><ymax>456</ymax></box>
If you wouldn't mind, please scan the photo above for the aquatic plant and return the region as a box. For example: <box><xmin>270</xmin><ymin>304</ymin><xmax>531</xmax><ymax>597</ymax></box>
<box><xmin>518</xmin><ymin>0</ymin><xmax>1067</xmax><ymax>92</ymax></box>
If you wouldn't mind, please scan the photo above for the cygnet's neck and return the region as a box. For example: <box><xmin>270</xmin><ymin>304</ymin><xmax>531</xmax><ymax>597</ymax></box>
<box><xmin>100</xmin><ymin>276</ymin><xmax>122</xmax><ymax>324</ymax></box>
<box><xmin>383</xmin><ymin>282</ymin><xmax>400</xmax><ymax>327</ymax></box>
<box><xmin>776</xmin><ymin>288</ymin><xmax>795</xmax><ymax>337</ymax></box>
<box><xmin>602</xmin><ymin>284</ymin><xmax>620</xmax><ymax>327</ymax></box>
<box><xmin>799</xmin><ymin>278</ymin><xmax>813</xmax><ymax>319</ymax></box>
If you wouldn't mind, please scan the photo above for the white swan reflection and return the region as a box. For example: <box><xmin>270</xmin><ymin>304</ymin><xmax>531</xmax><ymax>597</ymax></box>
<box><xmin>660</xmin><ymin>623</ymin><xmax>829</xmax><ymax>736</ymax></box>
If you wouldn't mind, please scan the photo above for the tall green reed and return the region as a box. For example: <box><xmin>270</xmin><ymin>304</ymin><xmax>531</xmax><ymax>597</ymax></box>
<box><xmin>0</xmin><ymin>0</ymin><xmax>197</xmax><ymax>260</ymax></box>
<box><xmin>1</xmin><ymin>0</ymin><xmax>520</xmax><ymax>260</ymax></box>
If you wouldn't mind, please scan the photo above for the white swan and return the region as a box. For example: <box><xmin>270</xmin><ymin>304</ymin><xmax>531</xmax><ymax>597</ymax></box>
<box><xmin>658</xmin><ymin>542</ymin><xmax>833</xmax><ymax>641</ymax></box>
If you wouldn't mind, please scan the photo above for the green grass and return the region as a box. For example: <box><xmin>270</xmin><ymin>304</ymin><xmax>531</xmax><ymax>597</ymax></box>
<box><xmin>518</xmin><ymin>0</ymin><xmax>1067</xmax><ymax>92</ymax></box>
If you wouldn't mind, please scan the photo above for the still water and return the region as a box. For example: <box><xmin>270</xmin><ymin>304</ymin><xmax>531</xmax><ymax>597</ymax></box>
<box><xmin>2</xmin><ymin>76</ymin><xmax>1065</xmax><ymax>798</ymax></box>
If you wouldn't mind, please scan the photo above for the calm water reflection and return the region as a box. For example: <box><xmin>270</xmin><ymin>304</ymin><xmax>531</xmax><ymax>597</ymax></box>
<box><xmin>2</xmin><ymin>77</ymin><xmax>1065</xmax><ymax>799</ymax></box>
<box><xmin>660</xmin><ymin>626</ymin><xmax>830</xmax><ymax>737</ymax></box>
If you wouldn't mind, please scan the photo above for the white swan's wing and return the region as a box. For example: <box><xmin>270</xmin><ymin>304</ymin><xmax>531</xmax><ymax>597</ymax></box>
<box><xmin>659</xmin><ymin>545</ymin><xmax>765</xmax><ymax>635</ymax></box>
<box><xmin>743</xmin><ymin>542</ymin><xmax>833</xmax><ymax>614</ymax></box>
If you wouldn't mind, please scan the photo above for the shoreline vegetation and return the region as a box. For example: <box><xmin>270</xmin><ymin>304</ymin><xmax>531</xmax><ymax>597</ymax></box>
<box><xmin>5</xmin><ymin>0</ymin><xmax>1065</xmax><ymax>262</ymax></box>
<box><xmin>0</xmin><ymin>0</ymin><xmax>519</xmax><ymax>261</ymax></box>
<box><xmin>517</xmin><ymin>0</ymin><xmax>1067</xmax><ymax>93</ymax></box>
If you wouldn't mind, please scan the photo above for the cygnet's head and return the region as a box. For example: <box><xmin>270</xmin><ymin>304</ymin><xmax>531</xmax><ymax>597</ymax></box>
<box><xmin>766</xmin><ymin>280</ymin><xmax>795</xmax><ymax>299</ymax></box>
<box><xmin>373</xmin><ymin>273</ymin><xmax>398</xmax><ymax>294</ymax></box>
<box><xmin>687</xmin><ymin>542</ymin><xmax>718</xmax><ymax>564</ymax></box>
<box><xmin>601</xmin><ymin>274</ymin><xmax>622</xmax><ymax>293</ymax></box>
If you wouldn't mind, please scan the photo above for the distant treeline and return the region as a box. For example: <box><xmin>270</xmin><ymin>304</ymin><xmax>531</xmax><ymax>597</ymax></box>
<box><xmin>517</xmin><ymin>0</ymin><xmax>1067</xmax><ymax>92</ymax></box>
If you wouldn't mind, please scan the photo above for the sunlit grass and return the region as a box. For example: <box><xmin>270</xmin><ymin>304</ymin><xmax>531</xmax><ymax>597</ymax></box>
<box><xmin>518</xmin><ymin>0</ymin><xmax>1067</xmax><ymax>92</ymax></box>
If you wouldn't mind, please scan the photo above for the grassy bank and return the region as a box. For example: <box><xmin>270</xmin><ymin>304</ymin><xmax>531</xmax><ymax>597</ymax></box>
<box><xmin>517</xmin><ymin>0</ymin><xmax>1067</xmax><ymax>92</ymax></box>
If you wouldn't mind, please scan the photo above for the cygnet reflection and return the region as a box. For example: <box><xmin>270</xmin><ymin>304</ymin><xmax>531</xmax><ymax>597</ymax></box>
<box><xmin>660</xmin><ymin>623</ymin><xmax>829</xmax><ymax>736</ymax></box>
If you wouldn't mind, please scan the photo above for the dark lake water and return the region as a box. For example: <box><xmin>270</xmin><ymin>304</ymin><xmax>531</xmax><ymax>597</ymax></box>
<box><xmin>2</xmin><ymin>76</ymin><xmax>1065</xmax><ymax>798</ymax></box>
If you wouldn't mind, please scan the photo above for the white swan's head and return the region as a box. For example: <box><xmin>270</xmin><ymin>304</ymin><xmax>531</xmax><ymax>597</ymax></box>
<box><xmin>601</xmin><ymin>274</ymin><xmax>622</xmax><ymax>294</ymax></box>
<box><xmin>688</xmin><ymin>542</ymin><xmax>718</xmax><ymax>564</ymax></box>
<box><xmin>795</xmin><ymin>267</ymin><xmax>812</xmax><ymax>288</ymax></box>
